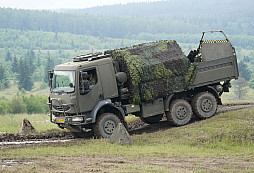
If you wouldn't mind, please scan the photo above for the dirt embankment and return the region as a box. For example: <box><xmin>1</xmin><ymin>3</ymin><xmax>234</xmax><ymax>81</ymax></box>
<box><xmin>0</xmin><ymin>103</ymin><xmax>253</xmax><ymax>144</ymax></box>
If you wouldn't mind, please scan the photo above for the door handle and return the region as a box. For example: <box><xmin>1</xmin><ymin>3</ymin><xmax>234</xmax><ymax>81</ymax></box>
<box><xmin>99</xmin><ymin>94</ymin><xmax>104</xmax><ymax>99</ymax></box>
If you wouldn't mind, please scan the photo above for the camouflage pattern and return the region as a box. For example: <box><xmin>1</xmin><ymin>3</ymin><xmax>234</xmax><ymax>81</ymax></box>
<box><xmin>106</xmin><ymin>40</ymin><xmax>198</xmax><ymax>104</ymax></box>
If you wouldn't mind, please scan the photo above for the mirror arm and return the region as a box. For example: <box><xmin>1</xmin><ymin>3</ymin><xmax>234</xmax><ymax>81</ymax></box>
<box><xmin>48</xmin><ymin>70</ymin><xmax>54</xmax><ymax>90</ymax></box>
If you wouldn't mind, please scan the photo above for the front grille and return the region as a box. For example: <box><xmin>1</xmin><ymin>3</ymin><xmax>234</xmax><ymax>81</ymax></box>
<box><xmin>52</xmin><ymin>105</ymin><xmax>70</xmax><ymax>112</ymax></box>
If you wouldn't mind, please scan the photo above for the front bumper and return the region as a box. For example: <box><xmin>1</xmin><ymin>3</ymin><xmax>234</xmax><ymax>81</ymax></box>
<box><xmin>47</xmin><ymin>98</ymin><xmax>92</xmax><ymax>126</ymax></box>
<box><xmin>52</xmin><ymin>115</ymin><xmax>92</xmax><ymax>125</ymax></box>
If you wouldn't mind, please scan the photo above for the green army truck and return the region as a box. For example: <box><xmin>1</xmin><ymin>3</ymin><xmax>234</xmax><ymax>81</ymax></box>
<box><xmin>47</xmin><ymin>31</ymin><xmax>239</xmax><ymax>138</ymax></box>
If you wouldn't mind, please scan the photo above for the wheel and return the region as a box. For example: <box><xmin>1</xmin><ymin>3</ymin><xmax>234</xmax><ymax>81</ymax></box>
<box><xmin>191</xmin><ymin>92</ymin><xmax>217</xmax><ymax>119</ymax></box>
<box><xmin>166</xmin><ymin>99</ymin><xmax>192</xmax><ymax>126</ymax></box>
<box><xmin>140</xmin><ymin>114</ymin><xmax>163</xmax><ymax>124</ymax></box>
<box><xmin>93</xmin><ymin>113</ymin><xmax>121</xmax><ymax>138</ymax></box>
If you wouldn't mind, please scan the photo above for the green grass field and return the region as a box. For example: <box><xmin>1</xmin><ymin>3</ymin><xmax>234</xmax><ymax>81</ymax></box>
<box><xmin>1</xmin><ymin>107</ymin><xmax>254</xmax><ymax>172</ymax></box>
<box><xmin>0</xmin><ymin>113</ymin><xmax>59</xmax><ymax>134</ymax></box>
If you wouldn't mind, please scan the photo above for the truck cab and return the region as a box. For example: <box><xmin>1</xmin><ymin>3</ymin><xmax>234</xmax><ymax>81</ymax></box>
<box><xmin>48</xmin><ymin>53</ymin><xmax>125</xmax><ymax>137</ymax></box>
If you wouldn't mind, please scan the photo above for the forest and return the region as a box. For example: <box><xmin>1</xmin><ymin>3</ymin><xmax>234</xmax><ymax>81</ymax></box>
<box><xmin>0</xmin><ymin>0</ymin><xmax>253</xmax><ymax>114</ymax></box>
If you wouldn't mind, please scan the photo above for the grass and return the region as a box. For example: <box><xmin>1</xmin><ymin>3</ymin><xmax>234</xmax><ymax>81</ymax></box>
<box><xmin>0</xmin><ymin>113</ymin><xmax>58</xmax><ymax>134</ymax></box>
<box><xmin>0</xmin><ymin>114</ymin><xmax>139</xmax><ymax>134</ymax></box>
<box><xmin>0</xmin><ymin>81</ymin><xmax>49</xmax><ymax>100</ymax></box>
<box><xmin>0</xmin><ymin>107</ymin><xmax>254</xmax><ymax>172</ymax></box>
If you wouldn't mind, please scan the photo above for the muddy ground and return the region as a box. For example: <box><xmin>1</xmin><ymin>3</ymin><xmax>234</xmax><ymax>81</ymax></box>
<box><xmin>1</xmin><ymin>103</ymin><xmax>254</xmax><ymax>172</ymax></box>
<box><xmin>1</xmin><ymin>153</ymin><xmax>254</xmax><ymax>172</ymax></box>
<box><xmin>0</xmin><ymin>103</ymin><xmax>254</xmax><ymax>145</ymax></box>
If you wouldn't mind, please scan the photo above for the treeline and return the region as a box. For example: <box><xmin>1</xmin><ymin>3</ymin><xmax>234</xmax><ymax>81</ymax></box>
<box><xmin>0</xmin><ymin>94</ymin><xmax>48</xmax><ymax>114</ymax></box>
<box><xmin>64</xmin><ymin>0</ymin><xmax>254</xmax><ymax>18</ymax></box>
<box><xmin>1</xmin><ymin>29</ymin><xmax>254</xmax><ymax>52</ymax></box>
<box><xmin>0</xmin><ymin>6</ymin><xmax>253</xmax><ymax>43</ymax></box>
<box><xmin>0</xmin><ymin>29</ymin><xmax>144</xmax><ymax>50</ymax></box>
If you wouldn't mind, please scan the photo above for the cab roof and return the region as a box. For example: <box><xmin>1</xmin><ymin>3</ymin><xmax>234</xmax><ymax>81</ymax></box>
<box><xmin>54</xmin><ymin>53</ymin><xmax>113</xmax><ymax>71</ymax></box>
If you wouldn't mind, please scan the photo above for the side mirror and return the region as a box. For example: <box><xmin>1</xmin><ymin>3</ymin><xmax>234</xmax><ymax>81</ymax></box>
<box><xmin>48</xmin><ymin>70</ymin><xmax>54</xmax><ymax>88</ymax></box>
<box><xmin>49</xmin><ymin>70</ymin><xmax>54</xmax><ymax>79</ymax></box>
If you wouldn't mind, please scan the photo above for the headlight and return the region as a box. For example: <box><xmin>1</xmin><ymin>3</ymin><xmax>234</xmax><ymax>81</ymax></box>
<box><xmin>72</xmin><ymin>117</ymin><xmax>84</xmax><ymax>122</ymax></box>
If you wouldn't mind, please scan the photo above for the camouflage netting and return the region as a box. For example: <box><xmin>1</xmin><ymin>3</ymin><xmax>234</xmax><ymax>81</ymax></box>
<box><xmin>105</xmin><ymin>40</ymin><xmax>198</xmax><ymax>104</ymax></box>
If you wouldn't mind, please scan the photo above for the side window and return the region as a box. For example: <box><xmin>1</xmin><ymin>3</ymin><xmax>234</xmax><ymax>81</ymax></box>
<box><xmin>79</xmin><ymin>68</ymin><xmax>98</xmax><ymax>93</ymax></box>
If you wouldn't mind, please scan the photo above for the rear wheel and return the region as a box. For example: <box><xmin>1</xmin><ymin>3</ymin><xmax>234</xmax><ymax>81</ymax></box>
<box><xmin>93</xmin><ymin>113</ymin><xmax>121</xmax><ymax>138</ymax></box>
<box><xmin>140</xmin><ymin>114</ymin><xmax>163</xmax><ymax>124</ymax></box>
<box><xmin>191</xmin><ymin>92</ymin><xmax>217</xmax><ymax>119</ymax></box>
<box><xmin>166</xmin><ymin>99</ymin><xmax>192</xmax><ymax>126</ymax></box>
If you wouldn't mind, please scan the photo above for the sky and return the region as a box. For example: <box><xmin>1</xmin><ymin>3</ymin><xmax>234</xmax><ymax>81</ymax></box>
<box><xmin>0</xmin><ymin>0</ymin><xmax>163</xmax><ymax>9</ymax></box>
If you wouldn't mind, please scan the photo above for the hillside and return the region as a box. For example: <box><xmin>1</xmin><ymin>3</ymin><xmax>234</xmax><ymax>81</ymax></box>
<box><xmin>1</xmin><ymin>107</ymin><xmax>254</xmax><ymax>172</ymax></box>
<box><xmin>1</xmin><ymin>0</ymin><xmax>254</xmax><ymax>39</ymax></box>
<box><xmin>61</xmin><ymin>0</ymin><xmax>254</xmax><ymax>18</ymax></box>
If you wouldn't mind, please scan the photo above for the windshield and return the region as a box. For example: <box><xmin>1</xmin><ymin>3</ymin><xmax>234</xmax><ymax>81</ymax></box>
<box><xmin>52</xmin><ymin>71</ymin><xmax>75</xmax><ymax>93</ymax></box>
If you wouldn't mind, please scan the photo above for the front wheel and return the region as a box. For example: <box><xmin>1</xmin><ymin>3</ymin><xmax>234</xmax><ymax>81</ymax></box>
<box><xmin>93</xmin><ymin>113</ymin><xmax>121</xmax><ymax>138</ymax></box>
<box><xmin>166</xmin><ymin>99</ymin><xmax>192</xmax><ymax>126</ymax></box>
<box><xmin>191</xmin><ymin>92</ymin><xmax>217</xmax><ymax>119</ymax></box>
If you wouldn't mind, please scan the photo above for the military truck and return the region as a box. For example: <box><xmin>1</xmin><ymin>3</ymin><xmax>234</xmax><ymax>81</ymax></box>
<box><xmin>47</xmin><ymin>31</ymin><xmax>239</xmax><ymax>138</ymax></box>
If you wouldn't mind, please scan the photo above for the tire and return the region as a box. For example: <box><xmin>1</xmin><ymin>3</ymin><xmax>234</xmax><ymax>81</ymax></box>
<box><xmin>191</xmin><ymin>92</ymin><xmax>217</xmax><ymax>119</ymax></box>
<box><xmin>140</xmin><ymin>114</ymin><xmax>163</xmax><ymax>124</ymax></box>
<box><xmin>166</xmin><ymin>99</ymin><xmax>192</xmax><ymax>126</ymax></box>
<box><xmin>93</xmin><ymin>113</ymin><xmax>121</xmax><ymax>138</ymax></box>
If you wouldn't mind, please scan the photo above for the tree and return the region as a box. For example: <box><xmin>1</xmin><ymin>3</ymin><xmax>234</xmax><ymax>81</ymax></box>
<box><xmin>248</xmin><ymin>78</ymin><xmax>254</xmax><ymax>89</ymax></box>
<box><xmin>0</xmin><ymin>65</ymin><xmax>4</xmax><ymax>81</ymax></box>
<box><xmin>12</xmin><ymin>56</ymin><xmax>19</xmax><ymax>73</ymax></box>
<box><xmin>37</xmin><ymin>56</ymin><xmax>41</xmax><ymax>67</ymax></box>
<box><xmin>238</xmin><ymin>61</ymin><xmax>251</xmax><ymax>81</ymax></box>
<box><xmin>243</xmin><ymin>55</ymin><xmax>250</xmax><ymax>63</ymax></box>
<box><xmin>0</xmin><ymin>64</ymin><xmax>10</xmax><ymax>90</ymax></box>
<box><xmin>17</xmin><ymin>58</ymin><xmax>34</xmax><ymax>91</ymax></box>
<box><xmin>5</xmin><ymin>50</ymin><xmax>12</xmax><ymax>61</ymax></box>
<box><xmin>232</xmin><ymin>78</ymin><xmax>248</xmax><ymax>100</ymax></box>
<box><xmin>27</xmin><ymin>50</ymin><xmax>36</xmax><ymax>73</ymax></box>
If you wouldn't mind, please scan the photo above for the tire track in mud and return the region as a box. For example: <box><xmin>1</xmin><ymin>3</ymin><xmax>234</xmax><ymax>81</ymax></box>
<box><xmin>0</xmin><ymin>103</ymin><xmax>254</xmax><ymax>147</ymax></box>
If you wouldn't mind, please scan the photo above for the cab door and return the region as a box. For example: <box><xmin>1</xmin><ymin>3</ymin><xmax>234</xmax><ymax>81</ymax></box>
<box><xmin>78</xmin><ymin>67</ymin><xmax>103</xmax><ymax>113</ymax></box>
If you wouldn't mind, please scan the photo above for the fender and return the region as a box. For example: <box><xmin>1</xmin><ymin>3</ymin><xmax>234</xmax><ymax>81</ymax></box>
<box><xmin>87</xmin><ymin>99</ymin><xmax>125</xmax><ymax>123</ymax></box>
<box><xmin>164</xmin><ymin>94</ymin><xmax>175</xmax><ymax>111</ymax></box>
<box><xmin>206</xmin><ymin>86</ymin><xmax>222</xmax><ymax>105</ymax></box>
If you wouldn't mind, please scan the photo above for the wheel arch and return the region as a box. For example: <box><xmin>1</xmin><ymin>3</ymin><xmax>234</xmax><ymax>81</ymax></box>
<box><xmin>97</xmin><ymin>105</ymin><xmax>125</xmax><ymax>122</ymax></box>
<box><xmin>90</xmin><ymin>99</ymin><xmax>125</xmax><ymax>123</ymax></box>
<box><xmin>196</xmin><ymin>86</ymin><xmax>222</xmax><ymax>105</ymax></box>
